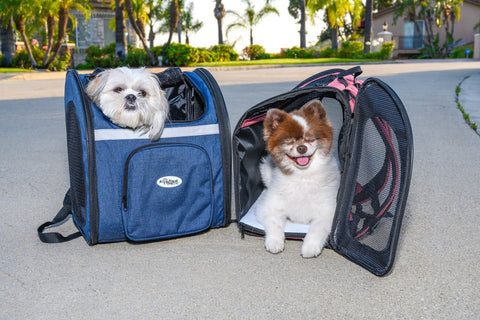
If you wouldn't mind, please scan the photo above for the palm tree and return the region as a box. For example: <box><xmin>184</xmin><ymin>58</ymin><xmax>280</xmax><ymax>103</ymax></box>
<box><xmin>363</xmin><ymin>0</ymin><xmax>373</xmax><ymax>54</ymax></box>
<box><xmin>182</xmin><ymin>2</ymin><xmax>203</xmax><ymax>45</ymax></box>
<box><xmin>288</xmin><ymin>0</ymin><xmax>308</xmax><ymax>48</ymax></box>
<box><xmin>0</xmin><ymin>14</ymin><xmax>16</xmax><ymax>66</ymax></box>
<box><xmin>42</xmin><ymin>0</ymin><xmax>91</xmax><ymax>68</ymax></box>
<box><xmin>115</xmin><ymin>0</ymin><xmax>128</xmax><ymax>59</ymax></box>
<box><xmin>166</xmin><ymin>0</ymin><xmax>179</xmax><ymax>46</ymax></box>
<box><xmin>214</xmin><ymin>0</ymin><xmax>225</xmax><ymax>44</ymax></box>
<box><xmin>0</xmin><ymin>0</ymin><xmax>38</xmax><ymax>67</ymax></box>
<box><xmin>226</xmin><ymin>0</ymin><xmax>279</xmax><ymax>46</ymax></box>
<box><xmin>307</xmin><ymin>0</ymin><xmax>360</xmax><ymax>51</ymax></box>
<box><xmin>124</xmin><ymin>0</ymin><xmax>156</xmax><ymax>65</ymax></box>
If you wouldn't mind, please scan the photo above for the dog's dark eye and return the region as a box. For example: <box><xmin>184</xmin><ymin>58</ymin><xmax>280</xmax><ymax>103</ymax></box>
<box><xmin>139</xmin><ymin>90</ymin><xmax>147</xmax><ymax>97</ymax></box>
<box><xmin>114</xmin><ymin>87</ymin><xmax>123</xmax><ymax>93</ymax></box>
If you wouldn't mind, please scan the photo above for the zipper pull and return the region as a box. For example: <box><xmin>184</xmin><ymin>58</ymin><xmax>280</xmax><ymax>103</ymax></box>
<box><xmin>122</xmin><ymin>195</ymin><xmax>128</xmax><ymax>211</ymax></box>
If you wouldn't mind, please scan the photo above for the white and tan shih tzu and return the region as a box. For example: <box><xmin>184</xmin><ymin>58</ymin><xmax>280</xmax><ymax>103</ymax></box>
<box><xmin>86</xmin><ymin>67</ymin><xmax>169</xmax><ymax>141</ymax></box>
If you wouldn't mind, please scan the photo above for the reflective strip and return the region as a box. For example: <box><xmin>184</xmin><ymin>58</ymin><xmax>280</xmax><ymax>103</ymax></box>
<box><xmin>94</xmin><ymin>124</ymin><xmax>219</xmax><ymax>141</ymax></box>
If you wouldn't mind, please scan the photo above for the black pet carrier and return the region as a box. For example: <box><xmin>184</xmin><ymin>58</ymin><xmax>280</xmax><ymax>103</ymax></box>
<box><xmin>233</xmin><ymin>66</ymin><xmax>413</xmax><ymax>276</ymax></box>
<box><xmin>38</xmin><ymin>67</ymin><xmax>231</xmax><ymax>245</ymax></box>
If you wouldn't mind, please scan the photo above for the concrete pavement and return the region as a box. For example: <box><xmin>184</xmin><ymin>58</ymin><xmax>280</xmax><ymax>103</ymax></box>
<box><xmin>1</xmin><ymin>61</ymin><xmax>480</xmax><ymax>319</ymax></box>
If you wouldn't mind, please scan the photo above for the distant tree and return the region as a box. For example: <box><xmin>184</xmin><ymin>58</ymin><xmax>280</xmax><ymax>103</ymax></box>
<box><xmin>307</xmin><ymin>0</ymin><xmax>361</xmax><ymax>51</ymax></box>
<box><xmin>363</xmin><ymin>0</ymin><xmax>373</xmax><ymax>54</ymax></box>
<box><xmin>288</xmin><ymin>0</ymin><xmax>308</xmax><ymax>48</ymax></box>
<box><xmin>214</xmin><ymin>0</ymin><xmax>226</xmax><ymax>44</ymax></box>
<box><xmin>42</xmin><ymin>0</ymin><xmax>91</xmax><ymax>68</ymax></box>
<box><xmin>0</xmin><ymin>0</ymin><xmax>38</xmax><ymax>67</ymax></box>
<box><xmin>115</xmin><ymin>0</ymin><xmax>128</xmax><ymax>59</ymax></box>
<box><xmin>0</xmin><ymin>15</ymin><xmax>15</xmax><ymax>66</ymax></box>
<box><xmin>124</xmin><ymin>0</ymin><xmax>156</xmax><ymax>65</ymax></box>
<box><xmin>226</xmin><ymin>0</ymin><xmax>279</xmax><ymax>46</ymax></box>
<box><xmin>166</xmin><ymin>0</ymin><xmax>179</xmax><ymax>46</ymax></box>
<box><xmin>181</xmin><ymin>2</ymin><xmax>203</xmax><ymax>45</ymax></box>
<box><xmin>375</xmin><ymin>0</ymin><xmax>393</xmax><ymax>11</ymax></box>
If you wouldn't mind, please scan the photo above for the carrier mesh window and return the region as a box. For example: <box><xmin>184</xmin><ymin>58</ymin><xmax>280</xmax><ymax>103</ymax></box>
<box><xmin>349</xmin><ymin>117</ymin><xmax>400</xmax><ymax>251</ymax></box>
<box><xmin>347</xmin><ymin>82</ymin><xmax>408</xmax><ymax>254</ymax></box>
<box><xmin>66</xmin><ymin>102</ymin><xmax>87</xmax><ymax>226</ymax></box>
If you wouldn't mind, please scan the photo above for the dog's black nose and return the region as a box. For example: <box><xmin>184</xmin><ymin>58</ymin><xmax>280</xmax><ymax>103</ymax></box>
<box><xmin>125</xmin><ymin>94</ymin><xmax>136</xmax><ymax>103</ymax></box>
<box><xmin>297</xmin><ymin>145</ymin><xmax>307</xmax><ymax>154</ymax></box>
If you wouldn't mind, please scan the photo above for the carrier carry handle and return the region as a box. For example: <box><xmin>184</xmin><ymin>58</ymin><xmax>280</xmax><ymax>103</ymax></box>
<box><xmin>37</xmin><ymin>190</ymin><xmax>82</xmax><ymax>243</ymax></box>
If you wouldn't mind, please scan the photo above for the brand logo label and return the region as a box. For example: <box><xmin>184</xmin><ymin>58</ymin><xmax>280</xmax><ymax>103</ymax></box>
<box><xmin>157</xmin><ymin>176</ymin><xmax>182</xmax><ymax>188</ymax></box>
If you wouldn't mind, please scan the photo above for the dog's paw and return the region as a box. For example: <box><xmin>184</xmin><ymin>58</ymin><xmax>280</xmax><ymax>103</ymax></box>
<box><xmin>301</xmin><ymin>242</ymin><xmax>323</xmax><ymax>258</ymax></box>
<box><xmin>265</xmin><ymin>236</ymin><xmax>285</xmax><ymax>254</ymax></box>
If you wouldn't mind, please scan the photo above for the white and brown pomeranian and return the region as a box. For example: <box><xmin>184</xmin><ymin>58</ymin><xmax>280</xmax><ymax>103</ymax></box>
<box><xmin>86</xmin><ymin>67</ymin><xmax>169</xmax><ymax>141</ymax></box>
<box><xmin>255</xmin><ymin>100</ymin><xmax>340</xmax><ymax>258</ymax></box>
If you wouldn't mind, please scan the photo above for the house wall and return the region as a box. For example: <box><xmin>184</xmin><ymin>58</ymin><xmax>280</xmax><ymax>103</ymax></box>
<box><xmin>373</xmin><ymin>1</ymin><xmax>480</xmax><ymax>57</ymax></box>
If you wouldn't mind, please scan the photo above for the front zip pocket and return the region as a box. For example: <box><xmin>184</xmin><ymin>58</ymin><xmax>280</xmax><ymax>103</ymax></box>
<box><xmin>122</xmin><ymin>143</ymin><xmax>214</xmax><ymax>241</ymax></box>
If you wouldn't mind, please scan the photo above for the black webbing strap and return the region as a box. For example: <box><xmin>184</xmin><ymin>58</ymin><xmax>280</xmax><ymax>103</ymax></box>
<box><xmin>37</xmin><ymin>190</ymin><xmax>82</xmax><ymax>243</ymax></box>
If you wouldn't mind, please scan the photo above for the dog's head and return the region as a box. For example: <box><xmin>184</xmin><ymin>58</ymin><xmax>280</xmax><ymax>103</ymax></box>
<box><xmin>263</xmin><ymin>100</ymin><xmax>333</xmax><ymax>173</ymax></box>
<box><xmin>86</xmin><ymin>67</ymin><xmax>169</xmax><ymax>141</ymax></box>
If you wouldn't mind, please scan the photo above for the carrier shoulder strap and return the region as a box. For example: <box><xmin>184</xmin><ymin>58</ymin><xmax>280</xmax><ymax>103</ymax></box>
<box><xmin>37</xmin><ymin>190</ymin><xmax>82</xmax><ymax>243</ymax></box>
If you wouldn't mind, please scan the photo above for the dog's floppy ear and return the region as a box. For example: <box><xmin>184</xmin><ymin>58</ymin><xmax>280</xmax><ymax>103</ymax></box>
<box><xmin>263</xmin><ymin>108</ymin><xmax>287</xmax><ymax>142</ymax></box>
<box><xmin>303</xmin><ymin>100</ymin><xmax>327</xmax><ymax>120</ymax></box>
<box><xmin>85</xmin><ymin>70</ymin><xmax>110</xmax><ymax>103</ymax></box>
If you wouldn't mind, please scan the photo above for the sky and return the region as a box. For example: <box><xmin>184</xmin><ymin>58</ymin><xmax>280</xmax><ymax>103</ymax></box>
<box><xmin>153</xmin><ymin>0</ymin><xmax>327</xmax><ymax>54</ymax></box>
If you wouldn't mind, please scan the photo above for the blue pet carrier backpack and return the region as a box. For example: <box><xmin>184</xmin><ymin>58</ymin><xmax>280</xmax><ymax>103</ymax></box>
<box><xmin>38</xmin><ymin>67</ymin><xmax>231</xmax><ymax>245</ymax></box>
<box><xmin>233</xmin><ymin>66</ymin><xmax>413</xmax><ymax>276</ymax></box>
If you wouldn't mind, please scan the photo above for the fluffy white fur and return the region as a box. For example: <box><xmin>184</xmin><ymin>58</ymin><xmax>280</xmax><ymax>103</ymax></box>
<box><xmin>255</xmin><ymin>100</ymin><xmax>340</xmax><ymax>258</ymax></box>
<box><xmin>86</xmin><ymin>67</ymin><xmax>169</xmax><ymax>141</ymax></box>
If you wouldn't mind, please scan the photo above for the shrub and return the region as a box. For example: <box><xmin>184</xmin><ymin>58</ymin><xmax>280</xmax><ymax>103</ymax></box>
<box><xmin>124</xmin><ymin>48</ymin><xmax>151</xmax><ymax>67</ymax></box>
<box><xmin>11</xmin><ymin>46</ymin><xmax>71</xmax><ymax>70</ymax></box>
<box><xmin>378</xmin><ymin>41</ymin><xmax>395</xmax><ymax>59</ymax></box>
<box><xmin>319</xmin><ymin>47</ymin><xmax>335</xmax><ymax>58</ymax></box>
<box><xmin>337</xmin><ymin>41</ymin><xmax>364</xmax><ymax>58</ymax></box>
<box><xmin>52</xmin><ymin>50</ymin><xmax>71</xmax><ymax>71</ymax></box>
<box><xmin>84</xmin><ymin>44</ymin><xmax>122</xmax><ymax>69</ymax></box>
<box><xmin>209</xmin><ymin>44</ymin><xmax>239</xmax><ymax>61</ymax></box>
<box><xmin>281</xmin><ymin>46</ymin><xmax>314</xmax><ymax>59</ymax></box>
<box><xmin>164</xmin><ymin>43</ymin><xmax>199</xmax><ymax>66</ymax></box>
<box><xmin>449</xmin><ymin>45</ymin><xmax>474</xmax><ymax>58</ymax></box>
<box><xmin>197</xmin><ymin>48</ymin><xmax>217</xmax><ymax>63</ymax></box>
<box><xmin>243</xmin><ymin>44</ymin><xmax>269</xmax><ymax>60</ymax></box>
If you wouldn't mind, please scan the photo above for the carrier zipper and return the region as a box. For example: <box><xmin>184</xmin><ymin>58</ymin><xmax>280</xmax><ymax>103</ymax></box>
<box><xmin>71</xmin><ymin>69</ymin><xmax>100</xmax><ymax>245</ymax></box>
<box><xmin>193</xmin><ymin>68</ymin><xmax>232</xmax><ymax>226</ymax></box>
<box><xmin>121</xmin><ymin>143</ymin><xmax>160</xmax><ymax>211</ymax></box>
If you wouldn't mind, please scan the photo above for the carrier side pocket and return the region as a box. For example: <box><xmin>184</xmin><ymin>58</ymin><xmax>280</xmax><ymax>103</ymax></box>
<box><xmin>122</xmin><ymin>143</ymin><xmax>214</xmax><ymax>241</ymax></box>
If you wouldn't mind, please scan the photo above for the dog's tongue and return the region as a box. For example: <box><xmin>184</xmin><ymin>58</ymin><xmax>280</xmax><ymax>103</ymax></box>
<box><xmin>296</xmin><ymin>156</ymin><xmax>310</xmax><ymax>166</ymax></box>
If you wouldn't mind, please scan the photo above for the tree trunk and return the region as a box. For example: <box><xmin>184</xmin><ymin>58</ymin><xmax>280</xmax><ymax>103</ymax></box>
<box><xmin>42</xmin><ymin>15</ymin><xmax>55</xmax><ymax>66</ymax></box>
<box><xmin>115</xmin><ymin>0</ymin><xmax>128</xmax><ymax>59</ymax></box>
<box><xmin>217</xmin><ymin>19</ymin><xmax>223</xmax><ymax>44</ymax></box>
<box><xmin>331</xmin><ymin>27</ymin><xmax>338</xmax><ymax>51</ymax></box>
<box><xmin>124</xmin><ymin>0</ymin><xmax>156</xmax><ymax>65</ymax></box>
<box><xmin>177</xmin><ymin>19</ymin><xmax>182</xmax><ymax>43</ymax></box>
<box><xmin>214</xmin><ymin>1</ymin><xmax>225</xmax><ymax>44</ymax></box>
<box><xmin>42</xmin><ymin>5</ymin><xmax>69</xmax><ymax>68</ymax></box>
<box><xmin>167</xmin><ymin>0</ymin><xmax>179</xmax><ymax>46</ymax></box>
<box><xmin>300</xmin><ymin>0</ymin><xmax>306</xmax><ymax>48</ymax></box>
<box><xmin>14</xmin><ymin>14</ymin><xmax>37</xmax><ymax>68</ymax></box>
<box><xmin>363</xmin><ymin>0</ymin><xmax>373</xmax><ymax>54</ymax></box>
<box><xmin>0</xmin><ymin>16</ymin><xmax>16</xmax><ymax>66</ymax></box>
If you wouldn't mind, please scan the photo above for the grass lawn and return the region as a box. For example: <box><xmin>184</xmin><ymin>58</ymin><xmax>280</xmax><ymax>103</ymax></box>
<box><xmin>196</xmin><ymin>57</ymin><xmax>376</xmax><ymax>67</ymax></box>
<box><xmin>0</xmin><ymin>67</ymin><xmax>36</xmax><ymax>73</ymax></box>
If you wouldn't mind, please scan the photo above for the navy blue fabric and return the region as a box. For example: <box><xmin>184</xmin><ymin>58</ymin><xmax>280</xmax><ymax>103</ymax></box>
<box><xmin>63</xmin><ymin>69</ymin><xmax>227</xmax><ymax>244</ymax></box>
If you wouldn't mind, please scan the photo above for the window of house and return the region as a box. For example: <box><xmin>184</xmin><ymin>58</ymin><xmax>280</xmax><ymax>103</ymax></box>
<box><xmin>403</xmin><ymin>20</ymin><xmax>424</xmax><ymax>49</ymax></box>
